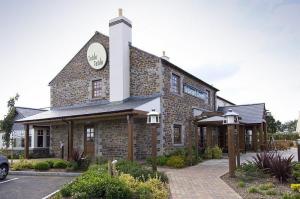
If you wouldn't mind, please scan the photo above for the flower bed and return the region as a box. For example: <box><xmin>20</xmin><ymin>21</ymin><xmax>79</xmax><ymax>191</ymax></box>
<box><xmin>55</xmin><ymin>161</ymin><xmax>169</xmax><ymax>199</ymax></box>
<box><xmin>222</xmin><ymin>152</ymin><xmax>300</xmax><ymax>199</ymax></box>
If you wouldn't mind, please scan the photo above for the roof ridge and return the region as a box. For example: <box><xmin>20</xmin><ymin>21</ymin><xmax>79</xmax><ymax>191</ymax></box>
<box><xmin>15</xmin><ymin>106</ymin><xmax>47</xmax><ymax>111</ymax></box>
<box><xmin>220</xmin><ymin>103</ymin><xmax>265</xmax><ymax>108</ymax></box>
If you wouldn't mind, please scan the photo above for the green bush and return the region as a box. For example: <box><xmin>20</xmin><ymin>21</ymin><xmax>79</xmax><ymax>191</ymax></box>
<box><xmin>204</xmin><ymin>147</ymin><xmax>213</xmax><ymax>159</ymax></box>
<box><xmin>166</xmin><ymin>155</ymin><xmax>185</xmax><ymax>168</ymax></box>
<box><xmin>259</xmin><ymin>182</ymin><xmax>274</xmax><ymax>191</ymax></box>
<box><xmin>282</xmin><ymin>193</ymin><xmax>300</xmax><ymax>199</ymax></box>
<box><xmin>116</xmin><ymin>160</ymin><xmax>168</xmax><ymax>183</ymax></box>
<box><xmin>53</xmin><ymin>160</ymin><xmax>69</xmax><ymax>169</ymax></box>
<box><xmin>34</xmin><ymin>161</ymin><xmax>50</xmax><ymax>171</ymax></box>
<box><xmin>238</xmin><ymin>181</ymin><xmax>245</xmax><ymax>188</ymax></box>
<box><xmin>212</xmin><ymin>146</ymin><xmax>222</xmax><ymax>159</ymax></box>
<box><xmin>45</xmin><ymin>160</ymin><xmax>56</xmax><ymax>168</ymax></box>
<box><xmin>248</xmin><ymin>186</ymin><xmax>259</xmax><ymax>193</ymax></box>
<box><xmin>12</xmin><ymin>159</ymin><xmax>34</xmax><ymax>170</ymax></box>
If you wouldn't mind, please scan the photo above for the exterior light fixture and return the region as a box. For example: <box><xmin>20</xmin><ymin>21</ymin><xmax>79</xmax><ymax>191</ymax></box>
<box><xmin>147</xmin><ymin>109</ymin><xmax>160</xmax><ymax>172</ymax></box>
<box><xmin>223</xmin><ymin>109</ymin><xmax>240</xmax><ymax>125</ymax></box>
<box><xmin>147</xmin><ymin>109</ymin><xmax>160</xmax><ymax>124</ymax></box>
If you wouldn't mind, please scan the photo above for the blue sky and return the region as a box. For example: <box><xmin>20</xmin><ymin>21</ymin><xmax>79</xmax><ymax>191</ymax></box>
<box><xmin>0</xmin><ymin>0</ymin><xmax>299</xmax><ymax>122</ymax></box>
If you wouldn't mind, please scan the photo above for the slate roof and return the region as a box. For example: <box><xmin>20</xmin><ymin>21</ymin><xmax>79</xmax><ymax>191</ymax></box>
<box><xmin>217</xmin><ymin>103</ymin><xmax>266</xmax><ymax>124</ymax></box>
<box><xmin>16</xmin><ymin>96</ymin><xmax>159</xmax><ymax>123</ymax></box>
<box><xmin>13</xmin><ymin>107</ymin><xmax>47</xmax><ymax>131</ymax></box>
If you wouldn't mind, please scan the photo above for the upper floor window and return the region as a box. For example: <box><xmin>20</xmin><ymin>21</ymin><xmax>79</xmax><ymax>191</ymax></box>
<box><xmin>183</xmin><ymin>84</ymin><xmax>209</xmax><ymax>104</ymax></box>
<box><xmin>171</xmin><ymin>73</ymin><xmax>181</xmax><ymax>94</ymax></box>
<box><xmin>92</xmin><ymin>79</ymin><xmax>102</xmax><ymax>98</ymax></box>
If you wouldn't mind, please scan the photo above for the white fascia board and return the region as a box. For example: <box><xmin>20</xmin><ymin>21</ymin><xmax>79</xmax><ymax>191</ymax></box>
<box><xmin>135</xmin><ymin>97</ymin><xmax>161</xmax><ymax>113</ymax></box>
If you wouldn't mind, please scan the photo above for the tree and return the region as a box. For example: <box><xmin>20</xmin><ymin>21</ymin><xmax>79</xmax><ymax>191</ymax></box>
<box><xmin>283</xmin><ymin>120</ymin><xmax>297</xmax><ymax>133</ymax></box>
<box><xmin>266</xmin><ymin>113</ymin><xmax>277</xmax><ymax>134</ymax></box>
<box><xmin>2</xmin><ymin>94</ymin><xmax>19</xmax><ymax>148</ymax></box>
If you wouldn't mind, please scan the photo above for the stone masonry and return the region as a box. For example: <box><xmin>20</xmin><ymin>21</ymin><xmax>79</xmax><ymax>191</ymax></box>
<box><xmin>48</xmin><ymin>30</ymin><xmax>218</xmax><ymax>159</ymax></box>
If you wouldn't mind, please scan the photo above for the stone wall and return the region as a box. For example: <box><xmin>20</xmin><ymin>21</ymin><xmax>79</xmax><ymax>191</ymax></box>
<box><xmin>161</xmin><ymin>61</ymin><xmax>217</xmax><ymax>154</ymax></box>
<box><xmin>130</xmin><ymin>47</ymin><xmax>161</xmax><ymax>97</ymax></box>
<box><xmin>49</xmin><ymin>32</ymin><xmax>110</xmax><ymax>108</ymax></box>
<box><xmin>50</xmin><ymin>118</ymin><xmax>152</xmax><ymax>160</ymax></box>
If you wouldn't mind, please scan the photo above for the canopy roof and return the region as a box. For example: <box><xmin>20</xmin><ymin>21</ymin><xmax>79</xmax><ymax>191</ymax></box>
<box><xmin>16</xmin><ymin>96</ymin><xmax>159</xmax><ymax>123</ymax></box>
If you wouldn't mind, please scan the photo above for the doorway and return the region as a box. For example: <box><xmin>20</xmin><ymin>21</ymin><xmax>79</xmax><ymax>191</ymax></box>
<box><xmin>84</xmin><ymin>126</ymin><xmax>95</xmax><ymax>157</ymax></box>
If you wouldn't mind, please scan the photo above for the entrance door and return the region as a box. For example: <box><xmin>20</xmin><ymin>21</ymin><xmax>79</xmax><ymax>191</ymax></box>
<box><xmin>84</xmin><ymin>126</ymin><xmax>95</xmax><ymax>157</ymax></box>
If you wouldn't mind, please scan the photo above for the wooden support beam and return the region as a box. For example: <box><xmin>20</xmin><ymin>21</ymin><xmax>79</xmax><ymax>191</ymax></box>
<box><xmin>68</xmin><ymin>121</ymin><xmax>74</xmax><ymax>160</ymax></box>
<box><xmin>195</xmin><ymin>126</ymin><xmax>199</xmax><ymax>160</ymax></box>
<box><xmin>239</xmin><ymin>125</ymin><xmax>245</xmax><ymax>153</ymax></box>
<box><xmin>264</xmin><ymin>122</ymin><xmax>268</xmax><ymax>150</ymax></box>
<box><xmin>259</xmin><ymin>123</ymin><xmax>264</xmax><ymax>151</ymax></box>
<box><xmin>206</xmin><ymin>126</ymin><xmax>213</xmax><ymax>147</ymax></box>
<box><xmin>188</xmin><ymin>120</ymin><xmax>193</xmax><ymax>166</ymax></box>
<box><xmin>236</xmin><ymin>125</ymin><xmax>240</xmax><ymax>167</ymax></box>
<box><xmin>24</xmin><ymin>124</ymin><xmax>30</xmax><ymax>159</ymax></box>
<box><xmin>151</xmin><ymin>125</ymin><xmax>157</xmax><ymax>171</ymax></box>
<box><xmin>127</xmin><ymin>115</ymin><xmax>134</xmax><ymax>161</ymax></box>
<box><xmin>227</xmin><ymin>125</ymin><xmax>236</xmax><ymax>177</ymax></box>
<box><xmin>252</xmin><ymin>126</ymin><xmax>258</xmax><ymax>152</ymax></box>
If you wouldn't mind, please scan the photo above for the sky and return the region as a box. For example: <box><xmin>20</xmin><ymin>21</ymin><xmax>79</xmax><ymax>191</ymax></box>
<box><xmin>0</xmin><ymin>0</ymin><xmax>299</xmax><ymax>122</ymax></box>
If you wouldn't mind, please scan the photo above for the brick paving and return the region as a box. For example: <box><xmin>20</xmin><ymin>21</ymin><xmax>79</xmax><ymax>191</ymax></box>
<box><xmin>159</xmin><ymin>148</ymin><xmax>297</xmax><ymax>199</ymax></box>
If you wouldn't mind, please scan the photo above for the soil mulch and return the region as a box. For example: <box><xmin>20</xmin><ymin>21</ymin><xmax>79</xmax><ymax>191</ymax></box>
<box><xmin>221</xmin><ymin>172</ymin><xmax>293</xmax><ymax>199</ymax></box>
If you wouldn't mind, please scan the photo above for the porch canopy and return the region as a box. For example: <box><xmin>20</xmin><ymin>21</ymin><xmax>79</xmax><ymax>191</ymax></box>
<box><xmin>16</xmin><ymin>95</ymin><xmax>161</xmax><ymax>159</ymax></box>
<box><xmin>196</xmin><ymin>103</ymin><xmax>267</xmax><ymax>152</ymax></box>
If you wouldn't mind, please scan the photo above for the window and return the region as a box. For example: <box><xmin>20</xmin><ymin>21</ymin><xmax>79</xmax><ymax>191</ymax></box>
<box><xmin>173</xmin><ymin>124</ymin><xmax>182</xmax><ymax>145</ymax></box>
<box><xmin>46</xmin><ymin>130</ymin><xmax>50</xmax><ymax>148</ymax></box>
<box><xmin>183</xmin><ymin>84</ymin><xmax>209</xmax><ymax>103</ymax></box>
<box><xmin>92</xmin><ymin>79</ymin><xmax>102</xmax><ymax>98</ymax></box>
<box><xmin>37</xmin><ymin>130</ymin><xmax>43</xmax><ymax>147</ymax></box>
<box><xmin>86</xmin><ymin>127</ymin><xmax>95</xmax><ymax>142</ymax></box>
<box><xmin>171</xmin><ymin>73</ymin><xmax>181</xmax><ymax>94</ymax></box>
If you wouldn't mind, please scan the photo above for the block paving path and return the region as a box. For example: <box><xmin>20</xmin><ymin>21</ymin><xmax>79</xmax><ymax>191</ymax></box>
<box><xmin>159</xmin><ymin>148</ymin><xmax>297</xmax><ymax>199</ymax></box>
<box><xmin>159</xmin><ymin>158</ymin><xmax>242</xmax><ymax>199</ymax></box>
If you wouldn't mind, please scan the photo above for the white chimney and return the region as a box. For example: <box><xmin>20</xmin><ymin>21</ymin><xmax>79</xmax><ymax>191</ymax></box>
<box><xmin>109</xmin><ymin>9</ymin><xmax>132</xmax><ymax>102</ymax></box>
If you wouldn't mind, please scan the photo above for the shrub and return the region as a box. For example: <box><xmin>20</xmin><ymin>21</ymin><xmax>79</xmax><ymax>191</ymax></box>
<box><xmin>291</xmin><ymin>184</ymin><xmax>300</xmax><ymax>192</ymax></box>
<box><xmin>212</xmin><ymin>146</ymin><xmax>222</xmax><ymax>159</ymax></box>
<box><xmin>282</xmin><ymin>193</ymin><xmax>300</xmax><ymax>199</ymax></box>
<box><xmin>293</xmin><ymin>163</ymin><xmax>300</xmax><ymax>182</ymax></box>
<box><xmin>12</xmin><ymin>159</ymin><xmax>33</xmax><ymax>170</ymax></box>
<box><xmin>239</xmin><ymin>162</ymin><xmax>258</xmax><ymax>173</ymax></box>
<box><xmin>116</xmin><ymin>160</ymin><xmax>168</xmax><ymax>183</ymax></box>
<box><xmin>53</xmin><ymin>160</ymin><xmax>69</xmax><ymax>169</ymax></box>
<box><xmin>238</xmin><ymin>181</ymin><xmax>245</xmax><ymax>188</ymax></box>
<box><xmin>248</xmin><ymin>186</ymin><xmax>259</xmax><ymax>193</ymax></box>
<box><xmin>251</xmin><ymin>152</ymin><xmax>293</xmax><ymax>183</ymax></box>
<box><xmin>265</xmin><ymin>189</ymin><xmax>277</xmax><ymax>196</ymax></box>
<box><xmin>45</xmin><ymin>160</ymin><xmax>55</xmax><ymax>168</ymax></box>
<box><xmin>259</xmin><ymin>182</ymin><xmax>275</xmax><ymax>191</ymax></box>
<box><xmin>166</xmin><ymin>156</ymin><xmax>185</xmax><ymax>168</ymax></box>
<box><xmin>204</xmin><ymin>147</ymin><xmax>213</xmax><ymax>159</ymax></box>
<box><xmin>34</xmin><ymin>161</ymin><xmax>50</xmax><ymax>171</ymax></box>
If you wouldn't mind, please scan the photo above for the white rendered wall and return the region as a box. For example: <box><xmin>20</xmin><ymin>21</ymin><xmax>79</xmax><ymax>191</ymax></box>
<box><xmin>135</xmin><ymin>97</ymin><xmax>161</xmax><ymax>113</ymax></box>
<box><xmin>109</xmin><ymin>16</ymin><xmax>132</xmax><ymax>102</ymax></box>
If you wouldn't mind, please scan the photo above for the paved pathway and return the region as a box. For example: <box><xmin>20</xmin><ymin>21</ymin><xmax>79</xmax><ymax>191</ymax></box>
<box><xmin>159</xmin><ymin>148</ymin><xmax>297</xmax><ymax>199</ymax></box>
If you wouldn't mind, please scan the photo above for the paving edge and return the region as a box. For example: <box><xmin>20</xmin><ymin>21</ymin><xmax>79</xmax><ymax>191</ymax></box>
<box><xmin>10</xmin><ymin>171</ymin><xmax>82</xmax><ymax>177</ymax></box>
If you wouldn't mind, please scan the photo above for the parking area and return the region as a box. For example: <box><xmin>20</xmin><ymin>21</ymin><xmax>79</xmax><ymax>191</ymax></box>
<box><xmin>0</xmin><ymin>174</ymin><xmax>74</xmax><ymax>199</ymax></box>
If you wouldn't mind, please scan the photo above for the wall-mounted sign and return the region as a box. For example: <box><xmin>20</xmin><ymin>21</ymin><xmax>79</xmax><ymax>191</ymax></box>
<box><xmin>87</xmin><ymin>42</ymin><xmax>107</xmax><ymax>70</ymax></box>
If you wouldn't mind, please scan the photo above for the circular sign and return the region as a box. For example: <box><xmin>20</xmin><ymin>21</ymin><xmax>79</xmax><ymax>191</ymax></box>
<box><xmin>87</xmin><ymin>42</ymin><xmax>107</xmax><ymax>70</ymax></box>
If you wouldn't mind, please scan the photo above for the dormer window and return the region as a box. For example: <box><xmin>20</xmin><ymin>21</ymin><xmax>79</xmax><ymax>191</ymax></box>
<box><xmin>92</xmin><ymin>79</ymin><xmax>102</xmax><ymax>98</ymax></box>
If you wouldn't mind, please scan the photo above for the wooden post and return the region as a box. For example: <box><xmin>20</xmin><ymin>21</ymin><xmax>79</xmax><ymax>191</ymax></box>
<box><xmin>195</xmin><ymin>125</ymin><xmax>199</xmax><ymax>160</ymax></box>
<box><xmin>259</xmin><ymin>123</ymin><xmax>264</xmax><ymax>151</ymax></box>
<box><xmin>24</xmin><ymin>124</ymin><xmax>30</xmax><ymax>159</ymax></box>
<box><xmin>206</xmin><ymin>126</ymin><xmax>213</xmax><ymax>147</ymax></box>
<box><xmin>227</xmin><ymin>125</ymin><xmax>236</xmax><ymax>177</ymax></box>
<box><xmin>68</xmin><ymin>121</ymin><xmax>74</xmax><ymax>161</ymax></box>
<box><xmin>239</xmin><ymin>125</ymin><xmax>245</xmax><ymax>153</ymax></box>
<box><xmin>252</xmin><ymin>126</ymin><xmax>258</xmax><ymax>152</ymax></box>
<box><xmin>151</xmin><ymin>125</ymin><xmax>157</xmax><ymax>171</ymax></box>
<box><xmin>236</xmin><ymin>125</ymin><xmax>240</xmax><ymax>167</ymax></box>
<box><xmin>264</xmin><ymin>122</ymin><xmax>268</xmax><ymax>150</ymax></box>
<box><xmin>127</xmin><ymin>115</ymin><xmax>134</xmax><ymax>161</ymax></box>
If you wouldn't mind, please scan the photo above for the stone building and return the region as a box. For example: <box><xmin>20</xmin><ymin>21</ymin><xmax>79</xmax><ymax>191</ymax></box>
<box><xmin>17</xmin><ymin>10</ymin><xmax>267</xmax><ymax>160</ymax></box>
